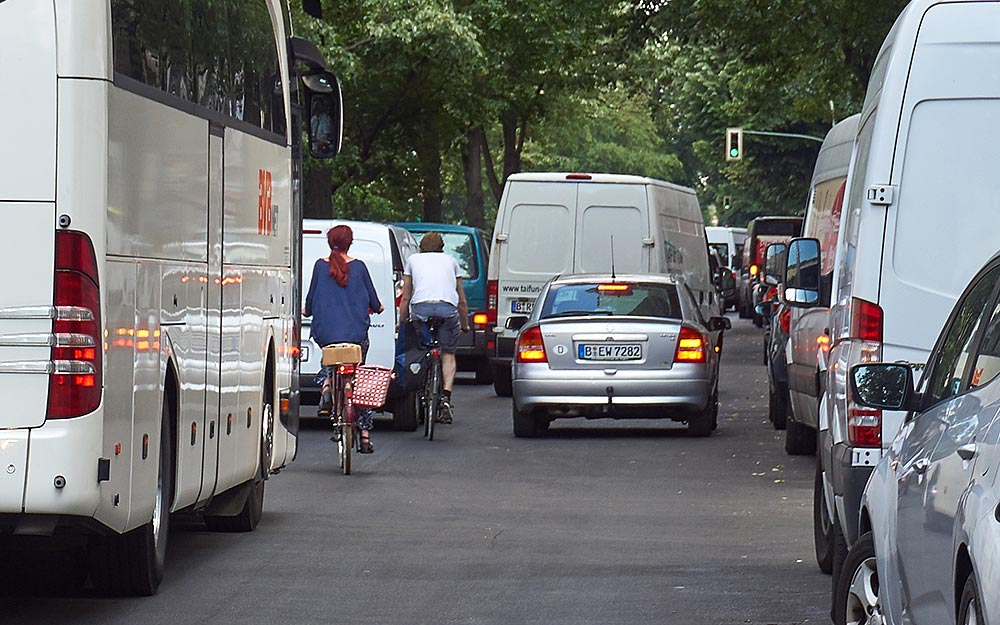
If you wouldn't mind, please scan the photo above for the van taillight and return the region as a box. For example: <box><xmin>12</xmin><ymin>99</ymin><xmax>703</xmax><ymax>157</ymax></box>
<box><xmin>675</xmin><ymin>326</ymin><xmax>707</xmax><ymax>363</ymax></box>
<box><xmin>779</xmin><ymin>308</ymin><xmax>791</xmax><ymax>335</ymax></box>
<box><xmin>515</xmin><ymin>326</ymin><xmax>547</xmax><ymax>363</ymax></box>
<box><xmin>487</xmin><ymin>280</ymin><xmax>498</xmax><ymax>324</ymax></box>
<box><xmin>847</xmin><ymin>406</ymin><xmax>881</xmax><ymax>447</ymax></box>
<box><xmin>850</xmin><ymin>298</ymin><xmax>883</xmax><ymax>343</ymax></box>
<box><xmin>47</xmin><ymin>231</ymin><xmax>102</xmax><ymax>419</ymax></box>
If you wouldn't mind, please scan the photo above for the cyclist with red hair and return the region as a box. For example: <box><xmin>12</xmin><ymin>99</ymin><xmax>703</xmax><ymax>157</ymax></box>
<box><xmin>304</xmin><ymin>224</ymin><xmax>384</xmax><ymax>453</ymax></box>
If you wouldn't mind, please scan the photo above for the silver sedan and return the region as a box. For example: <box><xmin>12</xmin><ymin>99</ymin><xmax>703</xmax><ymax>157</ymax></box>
<box><xmin>508</xmin><ymin>274</ymin><xmax>730</xmax><ymax>437</ymax></box>
<box><xmin>836</xmin><ymin>254</ymin><xmax>1000</xmax><ymax>625</ymax></box>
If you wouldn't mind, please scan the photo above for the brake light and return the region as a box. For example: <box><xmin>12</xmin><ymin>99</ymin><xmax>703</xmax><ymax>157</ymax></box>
<box><xmin>749</xmin><ymin>264</ymin><xmax>759</xmax><ymax>277</ymax></box>
<box><xmin>395</xmin><ymin>279</ymin><xmax>404</xmax><ymax>310</ymax></box>
<box><xmin>515</xmin><ymin>326</ymin><xmax>547</xmax><ymax>363</ymax></box>
<box><xmin>566</xmin><ymin>173</ymin><xmax>593</xmax><ymax>180</ymax></box>
<box><xmin>847</xmin><ymin>406</ymin><xmax>882</xmax><ymax>446</ymax></box>
<box><xmin>675</xmin><ymin>326</ymin><xmax>706</xmax><ymax>363</ymax></box>
<box><xmin>598</xmin><ymin>283</ymin><xmax>632</xmax><ymax>294</ymax></box>
<box><xmin>779</xmin><ymin>308</ymin><xmax>791</xmax><ymax>334</ymax></box>
<box><xmin>473</xmin><ymin>313</ymin><xmax>488</xmax><ymax>326</ymax></box>
<box><xmin>487</xmin><ymin>280</ymin><xmax>498</xmax><ymax>324</ymax></box>
<box><xmin>850</xmin><ymin>298</ymin><xmax>883</xmax><ymax>342</ymax></box>
<box><xmin>302</xmin><ymin>229</ymin><xmax>323</xmax><ymax>235</ymax></box>
<box><xmin>47</xmin><ymin>231</ymin><xmax>103</xmax><ymax>419</ymax></box>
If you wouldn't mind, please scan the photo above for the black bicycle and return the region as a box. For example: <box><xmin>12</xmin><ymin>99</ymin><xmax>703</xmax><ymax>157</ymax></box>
<box><xmin>414</xmin><ymin>317</ymin><xmax>450</xmax><ymax>440</ymax></box>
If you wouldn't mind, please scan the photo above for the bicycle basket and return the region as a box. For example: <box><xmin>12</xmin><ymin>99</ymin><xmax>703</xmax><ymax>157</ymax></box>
<box><xmin>351</xmin><ymin>365</ymin><xmax>394</xmax><ymax>408</ymax></box>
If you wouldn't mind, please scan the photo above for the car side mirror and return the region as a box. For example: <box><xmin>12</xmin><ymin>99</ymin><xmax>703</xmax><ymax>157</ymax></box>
<box><xmin>505</xmin><ymin>315</ymin><xmax>529</xmax><ymax>331</ymax></box>
<box><xmin>707</xmin><ymin>316</ymin><xmax>732</xmax><ymax>332</ymax></box>
<box><xmin>784</xmin><ymin>238</ymin><xmax>821</xmax><ymax>308</ymax></box>
<box><xmin>303</xmin><ymin>71</ymin><xmax>343</xmax><ymax>159</ymax></box>
<box><xmin>850</xmin><ymin>363</ymin><xmax>919</xmax><ymax>412</ymax></box>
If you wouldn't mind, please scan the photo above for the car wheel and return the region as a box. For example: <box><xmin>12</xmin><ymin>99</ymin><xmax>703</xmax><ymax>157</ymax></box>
<box><xmin>688</xmin><ymin>389</ymin><xmax>717</xmax><ymax>437</ymax></box>
<box><xmin>785</xmin><ymin>418</ymin><xmax>816</xmax><ymax>455</ymax></box>
<box><xmin>833</xmin><ymin>531</ymin><xmax>881</xmax><ymax>625</ymax></box>
<box><xmin>512</xmin><ymin>404</ymin><xmax>539</xmax><ymax>438</ymax></box>
<box><xmin>813</xmin><ymin>463</ymin><xmax>834</xmax><ymax>574</ymax></box>
<box><xmin>493</xmin><ymin>364</ymin><xmax>513</xmax><ymax>397</ymax></box>
<box><xmin>768</xmin><ymin>385</ymin><xmax>788</xmax><ymax>430</ymax></box>
<box><xmin>958</xmin><ymin>574</ymin><xmax>985</xmax><ymax>625</ymax></box>
<box><xmin>392</xmin><ymin>391</ymin><xmax>419</xmax><ymax>432</ymax></box>
<box><xmin>474</xmin><ymin>358</ymin><xmax>494</xmax><ymax>385</ymax></box>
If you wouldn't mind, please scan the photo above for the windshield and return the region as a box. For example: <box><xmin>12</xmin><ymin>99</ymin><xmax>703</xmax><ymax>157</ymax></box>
<box><xmin>541</xmin><ymin>283</ymin><xmax>682</xmax><ymax>320</ymax></box>
<box><xmin>413</xmin><ymin>232</ymin><xmax>478</xmax><ymax>279</ymax></box>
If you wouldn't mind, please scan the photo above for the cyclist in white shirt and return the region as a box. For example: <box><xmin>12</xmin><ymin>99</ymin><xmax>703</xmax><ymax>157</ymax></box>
<box><xmin>399</xmin><ymin>232</ymin><xmax>470</xmax><ymax>423</ymax></box>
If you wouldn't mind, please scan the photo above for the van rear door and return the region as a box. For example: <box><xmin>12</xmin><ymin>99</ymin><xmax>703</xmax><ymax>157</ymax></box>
<box><xmin>497</xmin><ymin>182</ymin><xmax>576</xmax><ymax>331</ymax></box>
<box><xmin>574</xmin><ymin>184</ymin><xmax>649</xmax><ymax>274</ymax></box>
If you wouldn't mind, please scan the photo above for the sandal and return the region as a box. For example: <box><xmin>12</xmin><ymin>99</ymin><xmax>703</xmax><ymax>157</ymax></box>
<box><xmin>359</xmin><ymin>435</ymin><xmax>374</xmax><ymax>454</ymax></box>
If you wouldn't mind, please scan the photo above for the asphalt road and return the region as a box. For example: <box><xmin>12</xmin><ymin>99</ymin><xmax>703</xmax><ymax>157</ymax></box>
<box><xmin>6</xmin><ymin>316</ymin><xmax>830</xmax><ymax>625</ymax></box>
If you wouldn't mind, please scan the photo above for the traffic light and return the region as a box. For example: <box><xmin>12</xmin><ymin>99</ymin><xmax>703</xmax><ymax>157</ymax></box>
<box><xmin>722</xmin><ymin>196</ymin><xmax>732</xmax><ymax>211</ymax></box>
<box><xmin>725</xmin><ymin>128</ymin><xmax>744</xmax><ymax>161</ymax></box>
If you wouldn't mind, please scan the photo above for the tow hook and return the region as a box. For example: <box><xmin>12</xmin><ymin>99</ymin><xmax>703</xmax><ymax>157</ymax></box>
<box><xmin>606</xmin><ymin>386</ymin><xmax>614</xmax><ymax>406</ymax></box>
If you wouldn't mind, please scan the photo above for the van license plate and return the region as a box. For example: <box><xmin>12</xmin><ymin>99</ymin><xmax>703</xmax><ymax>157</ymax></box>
<box><xmin>511</xmin><ymin>300</ymin><xmax>534</xmax><ymax>314</ymax></box>
<box><xmin>578</xmin><ymin>344</ymin><xmax>642</xmax><ymax>361</ymax></box>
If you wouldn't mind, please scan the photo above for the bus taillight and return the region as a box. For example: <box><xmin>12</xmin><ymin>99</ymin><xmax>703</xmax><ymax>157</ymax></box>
<box><xmin>47</xmin><ymin>230</ymin><xmax>103</xmax><ymax>419</ymax></box>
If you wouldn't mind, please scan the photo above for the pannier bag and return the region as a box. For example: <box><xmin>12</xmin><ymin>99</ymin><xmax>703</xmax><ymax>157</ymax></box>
<box><xmin>352</xmin><ymin>365</ymin><xmax>394</xmax><ymax>408</ymax></box>
<box><xmin>322</xmin><ymin>343</ymin><xmax>363</xmax><ymax>366</ymax></box>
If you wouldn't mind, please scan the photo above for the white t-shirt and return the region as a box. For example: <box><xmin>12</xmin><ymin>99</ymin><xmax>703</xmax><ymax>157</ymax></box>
<box><xmin>404</xmin><ymin>252</ymin><xmax>461</xmax><ymax>306</ymax></box>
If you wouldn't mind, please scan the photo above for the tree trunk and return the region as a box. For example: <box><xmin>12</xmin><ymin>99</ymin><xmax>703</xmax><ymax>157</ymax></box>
<box><xmin>501</xmin><ymin>109</ymin><xmax>523</xmax><ymax>181</ymax></box>
<box><xmin>462</xmin><ymin>128</ymin><xmax>486</xmax><ymax>229</ymax></box>
<box><xmin>303</xmin><ymin>161</ymin><xmax>333</xmax><ymax>219</ymax></box>
<box><xmin>415</xmin><ymin>128</ymin><xmax>443</xmax><ymax>223</ymax></box>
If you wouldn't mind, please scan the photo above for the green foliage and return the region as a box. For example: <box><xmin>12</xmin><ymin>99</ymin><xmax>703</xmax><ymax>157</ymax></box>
<box><xmin>292</xmin><ymin>0</ymin><xmax>909</xmax><ymax>229</ymax></box>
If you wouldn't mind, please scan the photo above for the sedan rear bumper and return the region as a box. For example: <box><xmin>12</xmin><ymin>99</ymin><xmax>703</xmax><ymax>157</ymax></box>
<box><xmin>513</xmin><ymin>363</ymin><xmax>712</xmax><ymax>418</ymax></box>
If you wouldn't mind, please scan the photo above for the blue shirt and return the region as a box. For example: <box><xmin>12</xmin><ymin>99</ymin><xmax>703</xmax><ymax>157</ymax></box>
<box><xmin>304</xmin><ymin>259</ymin><xmax>383</xmax><ymax>346</ymax></box>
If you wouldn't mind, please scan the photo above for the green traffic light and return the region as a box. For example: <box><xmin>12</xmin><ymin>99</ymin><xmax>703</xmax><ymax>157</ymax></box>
<box><xmin>729</xmin><ymin>148</ymin><xmax>739</xmax><ymax>158</ymax></box>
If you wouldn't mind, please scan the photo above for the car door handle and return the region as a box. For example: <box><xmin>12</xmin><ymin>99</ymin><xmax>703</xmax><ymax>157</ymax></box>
<box><xmin>957</xmin><ymin>443</ymin><xmax>978</xmax><ymax>462</ymax></box>
<box><xmin>913</xmin><ymin>458</ymin><xmax>931</xmax><ymax>475</ymax></box>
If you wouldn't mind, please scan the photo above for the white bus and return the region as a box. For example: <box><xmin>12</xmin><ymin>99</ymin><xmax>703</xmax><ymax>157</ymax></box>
<box><xmin>0</xmin><ymin>0</ymin><xmax>340</xmax><ymax>595</ymax></box>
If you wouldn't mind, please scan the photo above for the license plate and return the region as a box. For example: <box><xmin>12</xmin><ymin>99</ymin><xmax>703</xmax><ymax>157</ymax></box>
<box><xmin>578</xmin><ymin>343</ymin><xmax>642</xmax><ymax>361</ymax></box>
<box><xmin>511</xmin><ymin>299</ymin><xmax>534</xmax><ymax>314</ymax></box>
<box><xmin>300</xmin><ymin>345</ymin><xmax>310</xmax><ymax>361</ymax></box>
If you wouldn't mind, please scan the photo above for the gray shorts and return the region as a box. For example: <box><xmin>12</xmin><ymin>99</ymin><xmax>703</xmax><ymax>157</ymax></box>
<box><xmin>411</xmin><ymin>302</ymin><xmax>461</xmax><ymax>353</ymax></box>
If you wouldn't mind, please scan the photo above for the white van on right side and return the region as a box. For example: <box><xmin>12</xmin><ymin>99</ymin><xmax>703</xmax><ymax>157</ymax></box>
<box><xmin>783</xmin><ymin>0</ymin><xmax>1000</xmax><ymax>578</ymax></box>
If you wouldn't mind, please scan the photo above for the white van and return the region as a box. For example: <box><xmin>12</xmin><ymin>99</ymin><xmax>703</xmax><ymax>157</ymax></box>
<box><xmin>783</xmin><ymin>0</ymin><xmax>1000</xmax><ymax>569</ymax></box>
<box><xmin>487</xmin><ymin>172</ymin><xmax>718</xmax><ymax>396</ymax></box>
<box><xmin>781</xmin><ymin>114</ymin><xmax>860</xmax><ymax>463</ymax></box>
<box><xmin>299</xmin><ymin>220</ymin><xmax>419</xmax><ymax>428</ymax></box>
<box><xmin>705</xmin><ymin>226</ymin><xmax>747</xmax><ymax>309</ymax></box>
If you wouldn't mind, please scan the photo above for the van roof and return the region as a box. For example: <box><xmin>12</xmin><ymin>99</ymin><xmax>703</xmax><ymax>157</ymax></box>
<box><xmin>393</xmin><ymin>222</ymin><xmax>482</xmax><ymax>235</ymax></box>
<box><xmin>810</xmin><ymin>114</ymin><xmax>860</xmax><ymax>186</ymax></box>
<box><xmin>302</xmin><ymin>218</ymin><xmax>395</xmax><ymax>241</ymax></box>
<box><xmin>507</xmin><ymin>172</ymin><xmax>696</xmax><ymax>195</ymax></box>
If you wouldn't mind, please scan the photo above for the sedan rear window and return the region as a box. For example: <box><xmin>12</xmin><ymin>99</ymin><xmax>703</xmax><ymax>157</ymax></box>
<box><xmin>541</xmin><ymin>283</ymin><xmax>682</xmax><ymax>320</ymax></box>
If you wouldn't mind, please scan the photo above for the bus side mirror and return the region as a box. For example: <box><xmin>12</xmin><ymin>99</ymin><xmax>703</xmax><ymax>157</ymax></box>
<box><xmin>303</xmin><ymin>71</ymin><xmax>343</xmax><ymax>159</ymax></box>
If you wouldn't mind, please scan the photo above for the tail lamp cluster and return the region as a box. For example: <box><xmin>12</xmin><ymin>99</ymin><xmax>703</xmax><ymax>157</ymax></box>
<box><xmin>47</xmin><ymin>230</ymin><xmax>102</xmax><ymax>419</ymax></box>
<box><xmin>847</xmin><ymin>297</ymin><xmax>885</xmax><ymax>447</ymax></box>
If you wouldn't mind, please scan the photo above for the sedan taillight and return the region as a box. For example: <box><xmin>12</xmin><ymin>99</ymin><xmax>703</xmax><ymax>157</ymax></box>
<box><xmin>515</xmin><ymin>326</ymin><xmax>547</xmax><ymax>363</ymax></box>
<box><xmin>675</xmin><ymin>325</ymin><xmax>706</xmax><ymax>363</ymax></box>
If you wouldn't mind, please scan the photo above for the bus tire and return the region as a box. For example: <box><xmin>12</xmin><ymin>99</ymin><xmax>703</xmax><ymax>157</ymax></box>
<box><xmin>89</xmin><ymin>406</ymin><xmax>173</xmax><ymax>596</ymax></box>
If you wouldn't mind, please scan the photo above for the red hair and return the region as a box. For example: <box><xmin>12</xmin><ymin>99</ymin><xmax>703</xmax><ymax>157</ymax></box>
<box><xmin>326</xmin><ymin>225</ymin><xmax>353</xmax><ymax>287</ymax></box>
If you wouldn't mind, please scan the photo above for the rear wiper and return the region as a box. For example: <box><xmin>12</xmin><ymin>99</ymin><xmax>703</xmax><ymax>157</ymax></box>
<box><xmin>543</xmin><ymin>310</ymin><xmax>614</xmax><ymax>319</ymax></box>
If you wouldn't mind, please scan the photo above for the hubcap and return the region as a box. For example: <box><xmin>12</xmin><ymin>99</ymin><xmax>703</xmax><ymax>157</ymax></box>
<box><xmin>846</xmin><ymin>556</ymin><xmax>882</xmax><ymax>625</ymax></box>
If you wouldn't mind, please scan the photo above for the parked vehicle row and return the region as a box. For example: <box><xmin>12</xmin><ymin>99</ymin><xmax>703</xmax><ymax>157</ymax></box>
<box><xmin>736</xmin><ymin>0</ymin><xmax>1000</xmax><ymax>622</ymax></box>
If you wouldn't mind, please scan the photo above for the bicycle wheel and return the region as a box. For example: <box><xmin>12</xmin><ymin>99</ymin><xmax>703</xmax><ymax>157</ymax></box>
<box><xmin>428</xmin><ymin>359</ymin><xmax>441</xmax><ymax>441</ymax></box>
<box><xmin>423</xmin><ymin>365</ymin><xmax>434</xmax><ymax>438</ymax></box>
<box><xmin>341</xmin><ymin>423</ymin><xmax>352</xmax><ymax>475</ymax></box>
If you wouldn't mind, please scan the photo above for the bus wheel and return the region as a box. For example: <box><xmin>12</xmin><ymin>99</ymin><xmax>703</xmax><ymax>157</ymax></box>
<box><xmin>89</xmin><ymin>407</ymin><xmax>173</xmax><ymax>596</ymax></box>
